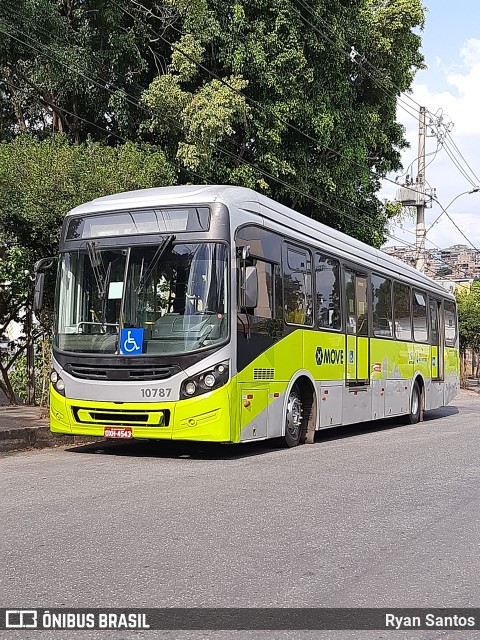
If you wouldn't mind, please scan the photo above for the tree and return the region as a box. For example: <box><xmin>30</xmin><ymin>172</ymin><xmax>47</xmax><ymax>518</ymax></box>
<box><xmin>456</xmin><ymin>283</ymin><xmax>480</xmax><ymax>386</ymax></box>
<box><xmin>0</xmin><ymin>0</ymin><xmax>169</xmax><ymax>142</ymax></box>
<box><xmin>0</xmin><ymin>135</ymin><xmax>175</xmax><ymax>402</ymax></box>
<box><xmin>140</xmin><ymin>0</ymin><xmax>425</xmax><ymax>245</ymax></box>
<box><xmin>1</xmin><ymin>0</ymin><xmax>425</xmax><ymax>246</ymax></box>
<box><xmin>0</xmin><ymin>245</ymin><xmax>31</xmax><ymax>402</ymax></box>
<box><xmin>0</xmin><ymin>135</ymin><xmax>174</xmax><ymax>254</ymax></box>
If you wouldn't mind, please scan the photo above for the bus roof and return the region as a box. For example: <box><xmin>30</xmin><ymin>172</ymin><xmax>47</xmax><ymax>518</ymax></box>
<box><xmin>67</xmin><ymin>185</ymin><xmax>454</xmax><ymax>299</ymax></box>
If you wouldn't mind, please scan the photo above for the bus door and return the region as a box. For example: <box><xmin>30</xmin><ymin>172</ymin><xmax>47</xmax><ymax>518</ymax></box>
<box><xmin>344</xmin><ymin>269</ymin><xmax>369</xmax><ymax>385</ymax></box>
<box><xmin>429</xmin><ymin>297</ymin><xmax>444</xmax><ymax>381</ymax></box>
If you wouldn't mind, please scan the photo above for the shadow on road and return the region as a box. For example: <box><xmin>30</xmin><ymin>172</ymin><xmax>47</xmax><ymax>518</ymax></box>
<box><xmin>65</xmin><ymin>404</ymin><xmax>459</xmax><ymax>460</ymax></box>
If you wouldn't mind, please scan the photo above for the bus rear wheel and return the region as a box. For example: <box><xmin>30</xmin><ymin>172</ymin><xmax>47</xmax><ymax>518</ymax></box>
<box><xmin>284</xmin><ymin>384</ymin><xmax>304</xmax><ymax>447</ymax></box>
<box><xmin>408</xmin><ymin>381</ymin><xmax>421</xmax><ymax>424</ymax></box>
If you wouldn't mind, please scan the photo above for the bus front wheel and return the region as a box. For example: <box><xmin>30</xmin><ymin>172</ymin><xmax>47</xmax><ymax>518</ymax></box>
<box><xmin>408</xmin><ymin>381</ymin><xmax>421</xmax><ymax>424</ymax></box>
<box><xmin>284</xmin><ymin>384</ymin><xmax>304</xmax><ymax>447</ymax></box>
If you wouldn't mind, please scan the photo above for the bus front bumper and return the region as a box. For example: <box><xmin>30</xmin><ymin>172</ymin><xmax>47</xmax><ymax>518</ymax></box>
<box><xmin>50</xmin><ymin>385</ymin><xmax>237</xmax><ymax>443</ymax></box>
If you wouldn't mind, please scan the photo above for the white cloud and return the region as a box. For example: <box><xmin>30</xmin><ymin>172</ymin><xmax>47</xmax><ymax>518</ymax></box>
<box><xmin>383</xmin><ymin>39</ymin><xmax>480</xmax><ymax>250</ymax></box>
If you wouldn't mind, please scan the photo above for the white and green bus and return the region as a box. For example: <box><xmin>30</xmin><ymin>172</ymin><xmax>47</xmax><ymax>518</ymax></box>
<box><xmin>35</xmin><ymin>185</ymin><xmax>460</xmax><ymax>447</ymax></box>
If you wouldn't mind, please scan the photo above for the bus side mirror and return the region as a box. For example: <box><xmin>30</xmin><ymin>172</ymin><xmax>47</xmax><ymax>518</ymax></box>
<box><xmin>33</xmin><ymin>256</ymin><xmax>57</xmax><ymax>314</ymax></box>
<box><xmin>33</xmin><ymin>272</ymin><xmax>45</xmax><ymax>313</ymax></box>
<box><xmin>244</xmin><ymin>266</ymin><xmax>258</xmax><ymax>309</ymax></box>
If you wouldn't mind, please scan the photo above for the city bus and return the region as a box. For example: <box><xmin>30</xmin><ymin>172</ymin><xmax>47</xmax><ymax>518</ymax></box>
<box><xmin>34</xmin><ymin>185</ymin><xmax>460</xmax><ymax>447</ymax></box>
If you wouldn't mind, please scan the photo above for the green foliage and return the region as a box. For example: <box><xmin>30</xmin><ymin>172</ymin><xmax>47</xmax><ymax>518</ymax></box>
<box><xmin>456</xmin><ymin>283</ymin><xmax>480</xmax><ymax>353</ymax></box>
<box><xmin>170</xmin><ymin>34</ymin><xmax>205</xmax><ymax>82</ymax></box>
<box><xmin>0</xmin><ymin>245</ymin><xmax>31</xmax><ymax>402</ymax></box>
<box><xmin>0</xmin><ymin>135</ymin><xmax>174</xmax><ymax>256</ymax></box>
<box><xmin>139</xmin><ymin>0</ymin><xmax>425</xmax><ymax>245</ymax></box>
<box><xmin>0</xmin><ymin>0</ymin><xmax>426</xmax><ymax>246</ymax></box>
<box><xmin>0</xmin><ymin>135</ymin><xmax>174</xmax><ymax>402</ymax></box>
<box><xmin>7</xmin><ymin>333</ymin><xmax>51</xmax><ymax>406</ymax></box>
<box><xmin>0</xmin><ymin>0</ymin><xmax>172</xmax><ymax>142</ymax></box>
<box><xmin>456</xmin><ymin>283</ymin><xmax>480</xmax><ymax>386</ymax></box>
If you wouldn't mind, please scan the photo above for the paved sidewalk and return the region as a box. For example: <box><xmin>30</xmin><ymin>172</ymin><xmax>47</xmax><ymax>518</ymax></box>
<box><xmin>466</xmin><ymin>377</ymin><xmax>480</xmax><ymax>393</ymax></box>
<box><xmin>0</xmin><ymin>405</ymin><xmax>98</xmax><ymax>453</ymax></box>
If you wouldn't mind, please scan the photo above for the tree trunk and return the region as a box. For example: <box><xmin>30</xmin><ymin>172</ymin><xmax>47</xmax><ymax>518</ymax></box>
<box><xmin>4</xmin><ymin>72</ymin><xmax>27</xmax><ymax>132</ymax></box>
<box><xmin>0</xmin><ymin>366</ymin><xmax>17</xmax><ymax>404</ymax></box>
<box><xmin>460</xmin><ymin>348</ymin><xmax>467</xmax><ymax>389</ymax></box>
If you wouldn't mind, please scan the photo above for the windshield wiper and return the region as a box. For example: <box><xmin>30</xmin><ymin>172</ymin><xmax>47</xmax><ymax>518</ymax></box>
<box><xmin>101</xmin><ymin>260</ymin><xmax>112</xmax><ymax>322</ymax></box>
<box><xmin>135</xmin><ymin>235</ymin><xmax>175</xmax><ymax>295</ymax></box>
<box><xmin>86</xmin><ymin>241</ymin><xmax>107</xmax><ymax>299</ymax></box>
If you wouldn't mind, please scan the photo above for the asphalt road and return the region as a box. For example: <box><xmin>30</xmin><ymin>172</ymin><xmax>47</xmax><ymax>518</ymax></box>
<box><xmin>2</xmin><ymin>390</ymin><xmax>480</xmax><ymax>640</ymax></box>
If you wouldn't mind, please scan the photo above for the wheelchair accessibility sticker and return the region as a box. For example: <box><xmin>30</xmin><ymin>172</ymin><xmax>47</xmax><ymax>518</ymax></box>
<box><xmin>120</xmin><ymin>328</ymin><xmax>144</xmax><ymax>355</ymax></box>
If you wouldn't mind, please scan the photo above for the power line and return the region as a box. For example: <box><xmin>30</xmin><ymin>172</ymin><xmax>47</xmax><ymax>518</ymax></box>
<box><xmin>442</xmin><ymin>141</ymin><xmax>478</xmax><ymax>188</ymax></box>
<box><xmin>445</xmin><ymin>131</ymin><xmax>480</xmax><ymax>185</ymax></box>
<box><xmin>123</xmin><ymin>0</ymin><xmax>432</xmax><ymax>195</ymax></box>
<box><xmin>5</xmin><ymin>1</ymin><xmax>439</xmax><ymax>225</ymax></box>
<box><xmin>0</xmin><ymin>23</ymin><xmax>394</xmax><ymax>237</ymax></box>
<box><xmin>443</xmin><ymin>137</ymin><xmax>480</xmax><ymax>188</ymax></box>
<box><xmin>292</xmin><ymin>0</ymin><xmax>480</xmax><ymax>217</ymax></box>
<box><xmin>0</xmin><ymin>20</ymin><xmax>444</xmax><ymax>258</ymax></box>
<box><xmin>1</xmin><ymin>81</ymin><xmax>208</xmax><ymax>187</ymax></box>
<box><xmin>291</xmin><ymin>0</ymin><xmax>423</xmax><ymax>122</ymax></box>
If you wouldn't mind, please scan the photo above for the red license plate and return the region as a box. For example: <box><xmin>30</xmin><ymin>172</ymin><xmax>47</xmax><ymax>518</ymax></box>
<box><xmin>104</xmin><ymin>427</ymin><xmax>133</xmax><ymax>439</ymax></box>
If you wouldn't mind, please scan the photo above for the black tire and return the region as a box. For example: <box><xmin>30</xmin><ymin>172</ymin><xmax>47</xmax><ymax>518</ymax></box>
<box><xmin>284</xmin><ymin>384</ymin><xmax>304</xmax><ymax>447</ymax></box>
<box><xmin>408</xmin><ymin>381</ymin><xmax>421</xmax><ymax>424</ymax></box>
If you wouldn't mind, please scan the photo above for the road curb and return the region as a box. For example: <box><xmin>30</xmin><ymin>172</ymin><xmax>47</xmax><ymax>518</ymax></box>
<box><xmin>0</xmin><ymin>425</ymin><xmax>100</xmax><ymax>453</ymax></box>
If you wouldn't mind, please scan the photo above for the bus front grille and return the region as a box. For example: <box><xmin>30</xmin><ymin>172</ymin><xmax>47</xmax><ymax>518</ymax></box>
<box><xmin>72</xmin><ymin>406</ymin><xmax>170</xmax><ymax>427</ymax></box>
<box><xmin>67</xmin><ymin>364</ymin><xmax>179</xmax><ymax>381</ymax></box>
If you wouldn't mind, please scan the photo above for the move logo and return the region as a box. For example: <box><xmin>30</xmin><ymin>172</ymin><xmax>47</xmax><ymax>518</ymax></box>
<box><xmin>315</xmin><ymin>346</ymin><xmax>344</xmax><ymax>366</ymax></box>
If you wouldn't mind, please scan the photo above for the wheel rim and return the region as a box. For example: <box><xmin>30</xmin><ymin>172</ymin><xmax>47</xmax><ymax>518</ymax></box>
<box><xmin>286</xmin><ymin>390</ymin><xmax>303</xmax><ymax>439</ymax></box>
<box><xmin>411</xmin><ymin>387</ymin><xmax>419</xmax><ymax>416</ymax></box>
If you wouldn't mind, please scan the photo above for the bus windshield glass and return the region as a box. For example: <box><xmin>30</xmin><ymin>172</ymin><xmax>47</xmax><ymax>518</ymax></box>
<box><xmin>54</xmin><ymin>243</ymin><xmax>228</xmax><ymax>354</ymax></box>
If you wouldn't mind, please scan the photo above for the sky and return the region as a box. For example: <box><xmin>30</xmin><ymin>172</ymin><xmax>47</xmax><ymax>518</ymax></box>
<box><xmin>381</xmin><ymin>0</ymin><xmax>480</xmax><ymax>252</ymax></box>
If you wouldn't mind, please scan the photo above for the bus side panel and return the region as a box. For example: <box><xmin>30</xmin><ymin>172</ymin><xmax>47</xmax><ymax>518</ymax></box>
<box><xmin>237</xmin><ymin>329</ymin><xmax>346</xmax><ymax>440</ymax></box>
<box><xmin>236</xmin><ymin>331</ymin><xmax>302</xmax><ymax>441</ymax></box>
<box><xmin>370</xmin><ymin>338</ymin><xmax>413</xmax><ymax>417</ymax></box>
<box><xmin>414</xmin><ymin>342</ymin><xmax>431</xmax><ymax>403</ymax></box>
<box><xmin>304</xmin><ymin>330</ymin><xmax>345</xmax><ymax>429</ymax></box>
<box><xmin>444</xmin><ymin>347</ymin><xmax>460</xmax><ymax>405</ymax></box>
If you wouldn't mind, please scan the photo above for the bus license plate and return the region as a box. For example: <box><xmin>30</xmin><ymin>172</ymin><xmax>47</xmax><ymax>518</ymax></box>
<box><xmin>104</xmin><ymin>427</ymin><xmax>133</xmax><ymax>439</ymax></box>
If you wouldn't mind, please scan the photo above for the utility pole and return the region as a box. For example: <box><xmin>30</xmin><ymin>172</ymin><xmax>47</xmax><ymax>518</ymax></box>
<box><xmin>26</xmin><ymin>299</ymin><xmax>35</xmax><ymax>405</ymax></box>
<box><xmin>415</xmin><ymin>106</ymin><xmax>426</xmax><ymax>272</ymax></box>
<box><xmin>395</xmin><ymin>106</ymin><xmax>433</xmax><ymax>273</ymax></box>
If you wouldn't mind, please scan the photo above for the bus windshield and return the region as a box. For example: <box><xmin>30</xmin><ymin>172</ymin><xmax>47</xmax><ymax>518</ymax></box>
<box><xmin>54</xmin><ymin>242</ymin><xmax>228</xmax><ymax>354</ymax></box>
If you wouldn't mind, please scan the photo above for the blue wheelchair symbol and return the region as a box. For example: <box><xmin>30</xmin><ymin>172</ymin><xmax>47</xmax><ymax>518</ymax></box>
<box><xmin>120</xmin><ymin>328</ymin><xmax>144</xmax><ymax>355</ymax></box>
<box><xmin>349</xmin><ymin>350</ymin><xmax>354</xmax><ymax>364</ymax></box>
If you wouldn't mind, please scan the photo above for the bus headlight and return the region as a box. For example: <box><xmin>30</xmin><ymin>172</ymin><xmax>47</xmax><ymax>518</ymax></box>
<box><xmin>185</xmin><ymin>381</ymin><xmax>197</xmax><ymax>395</ymax></box>
<box><xmin>180</xmin><ymin>361</ymin><xmax>229</xmax><ymax>399</ymax></box>
<box><xmin>203</xmin><ymin>373</ymin><xmax>216</xmax><ymax>388</ymax></box>
<box><xmin>51</xmin><ymin>370</ymin><xmax>65</xmax><ymax>395</ymax></box>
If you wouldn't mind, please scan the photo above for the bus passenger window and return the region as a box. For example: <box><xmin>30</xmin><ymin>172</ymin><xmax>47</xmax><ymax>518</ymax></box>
<box><xmin>253</xmin><ymin>259</ymin><xmax>274</xmax><ymax>319</ymax></box>
<box><xmin>372</xmin><ymin>275</ymin><xmax>393</xmax><ymax>337</ymax></box>
<box><xmin>315</xmin><ymin>253</ymin><xmax>341</xmax><ymax>330</ymax></box>
<box><xmin>429</xmin><ymin>298</ymin><xmax>439</xmax><ymax>345</ymax></box>
<box><xmin>345</xmin><ymin>271</ymin><xmax>356</xmax><ymax>334</ymax></box>
<box><xmin>413</xmin><ymin>290</ymin><xmax>428</xmax><ymax>342</ymax></box>
<box><xmin>283</xmin><ymin>245</ymin><xmax>313</xmax><ymax>326</ymax></box>
<box><xmin>393</xmin><ymin>282</ymin><xmax>412</xmax><ymax>341</ymax></box>
<box><xmin>444</xmin><ymin>300</ymin><xmax>457</xmax><ymax>346</ymax></box>
<box><xmin>237</xmin><ymin>258</ymin><xmax>281</xmax><ymax>339</ymax></box>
